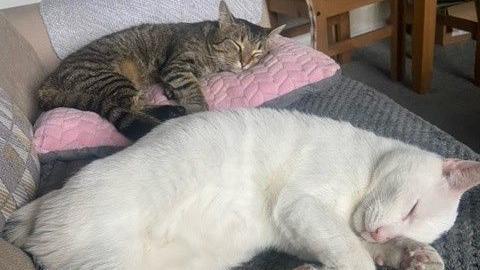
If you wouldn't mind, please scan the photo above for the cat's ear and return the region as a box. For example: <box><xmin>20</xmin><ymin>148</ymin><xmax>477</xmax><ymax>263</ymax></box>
<box><xmin>218</xmin><ymin>0</ymin><xmax>235</xmax><ymax>29</ymax></box>
<box><xmin>443</xmin><ymin>159</ymin><xmax>480</xmax><ymax>195</ymax></box>
<box><xmin>268</xmin><ymin>24</ymin><xmax>286</xmax><ymax>38</ymax></box>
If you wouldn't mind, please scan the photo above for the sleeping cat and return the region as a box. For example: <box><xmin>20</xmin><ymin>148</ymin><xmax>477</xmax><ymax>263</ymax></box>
<box><xmin>5</xmin><ymin>108</ymin><xmax>478</xmax><ymax>270</ymax></box>
<box><xmin>38</xmin><ymin>1</ymin><xmax>284</xmax><ymax>140</ymax></box>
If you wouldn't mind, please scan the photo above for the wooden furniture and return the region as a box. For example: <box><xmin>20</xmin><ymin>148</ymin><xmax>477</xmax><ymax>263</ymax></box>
<box><xmin>405</xmin><ymin>0</ymin><xmax>438</xmax><ymax>93</ymax></box>
<box><xmin>267</xmin><ymin>0</ymin><xmax>444</xmax><ymax>94</ymax></box>
<box><xmin>266</xmin><ymin>0</ymin><xmax>402</xmax><ymax>78</ymax></box>
<box><xmin>266</xmin><ymin>0</ymin><xmax>351</xmax><ymax>63</ymax></box>
<box><xmin>436</xmin><ymin>19</ymin><xmax>471</xmax><ymax>46</ymax></box>
<box><xmin>437</xmin><ymin>1</ymin><xmax>480</xmax><ymax>85</ymax></box>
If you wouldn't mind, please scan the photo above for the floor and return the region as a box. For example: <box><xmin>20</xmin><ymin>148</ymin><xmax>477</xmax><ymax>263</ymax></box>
<box><xmin>341</xmin><ymin>40</ymin><xmax>480</xmax><ymax>153</ymax></box>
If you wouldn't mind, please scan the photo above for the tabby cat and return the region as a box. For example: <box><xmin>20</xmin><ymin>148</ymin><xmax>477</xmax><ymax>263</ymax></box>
<box><xmin>38</xmin><ymin>1</ymin><xmax>284</xmax><ymax>140</ymax></box>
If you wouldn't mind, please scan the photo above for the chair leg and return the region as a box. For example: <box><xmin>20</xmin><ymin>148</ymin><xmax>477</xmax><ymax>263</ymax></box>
<box><xmin>269</xmin><ymin>11</ymin><xmax>279</xmax><ymax>28</ymax></box>
<box><xmin>411</xmin><ymin>0</ymin><xmax>437</xmax><ymax>94</ymax></box>
<box><xmin>336</xmin><ymin>12</ymin><xmax>352</xmax><ymax>64</ymax></box>
<box><xmin>390</xmin><ymin>0</ymin><xmax>405</xmax><ymax>81</ymax></box>
<box><xmin>306</xmin><ymin>0</ymin><xmax>329</xmax><ymax>54</ymax></box>
<box><xmin>475</xmin><ymin>41</ymin><xmax>480</xmax><ymax>86</ymax></box>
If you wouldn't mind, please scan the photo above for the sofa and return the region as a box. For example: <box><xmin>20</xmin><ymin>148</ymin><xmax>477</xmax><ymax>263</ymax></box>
<box><xmin>0</xmin><ymin>3</ymin><xmax>56</xmax><ymax>270</ymax></box>
<box><xmin>1</xmin><ymin>2</ymin><xmax>479</xmax><ymax>270</ymax></box>
<box><xmin>0</xmin><ymin>2</ymin><xmax>271</xmax><ymax>269</ymax></box>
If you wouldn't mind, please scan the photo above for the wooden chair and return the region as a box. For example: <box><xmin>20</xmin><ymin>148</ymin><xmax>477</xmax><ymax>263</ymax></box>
<box><xmin>437</xmin><ymin>0</ymin><xmax>480</xmax><ymax>85</ymax></box>
<box><xmin>267</xmin><ymin>0</ymin><xmax>403</xmax><ymax>80</ymax></box>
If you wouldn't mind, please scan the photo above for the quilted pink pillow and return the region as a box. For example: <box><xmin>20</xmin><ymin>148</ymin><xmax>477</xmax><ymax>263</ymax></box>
<box><xmin>33</xmin><ymin>37</ymin><xmax>339</xmax><ymax>154</ymax></box>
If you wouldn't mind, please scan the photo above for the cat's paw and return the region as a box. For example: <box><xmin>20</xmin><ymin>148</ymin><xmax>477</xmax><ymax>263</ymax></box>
<box><xmin>399</xmin><ymin>245</ymin><xmax>444</xmax><ymax>270</ymax></box>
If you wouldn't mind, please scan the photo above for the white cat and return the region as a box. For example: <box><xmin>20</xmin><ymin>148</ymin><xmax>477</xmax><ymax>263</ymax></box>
<box><xmin>4</xmin><ymin>108</ymin><xmax>480</xmax><ymax>270</ymax></box>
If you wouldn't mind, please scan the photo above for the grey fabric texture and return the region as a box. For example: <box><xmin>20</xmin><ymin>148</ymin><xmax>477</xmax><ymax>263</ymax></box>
<box><xmin>0</xmin><ymin>87</ymin><xmax>40</xmax><ymax>231</ymax></box>
<box><xmin>34</xmin><ymin>75</ymin><xmax>479</xmax><ymax>269</ymax></box>
<box><xmin>39</xmin><ymin>0</ymin><xmax>265</xmax><ymax>59</ymax></box>
<box><xmin>37</xmin><ymin>147</ymin><xmax>121</xmax><ymax>197</ymax></box>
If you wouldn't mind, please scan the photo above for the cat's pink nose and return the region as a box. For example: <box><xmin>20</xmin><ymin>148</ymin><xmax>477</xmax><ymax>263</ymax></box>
<box><xmin>369</xmin><ymin>227</ymin><xmax>385</xmax><ymax>242</ymax></box>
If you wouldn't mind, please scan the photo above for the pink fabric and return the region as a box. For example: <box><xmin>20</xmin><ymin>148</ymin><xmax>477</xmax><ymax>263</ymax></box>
<box><xmin>33</xmin><ymin>37</ymin><xmax>339</xmax><ymax>154</ymax></box>
<box><xmin>34</xmin><ymin>109</ymin><xmax>130</xmax><ymax>153</ymax></box>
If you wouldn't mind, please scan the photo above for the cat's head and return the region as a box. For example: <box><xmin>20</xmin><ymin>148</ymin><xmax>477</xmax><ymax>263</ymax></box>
<box><xmin>209</xmin><ymin>1</ymin><xmax>284</xmax><ymax>72</ymax></box>
<box><xmin>352</xmin><ymin>149</ymin><xmax>480</xmax><ymax>244</ymax></box>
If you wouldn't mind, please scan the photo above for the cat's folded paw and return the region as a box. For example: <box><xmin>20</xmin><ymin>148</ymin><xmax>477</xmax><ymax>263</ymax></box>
<box><xmin>399</xmin><ymin>245</ymin><xmax>444</xmax><ymax>270</ymax></box>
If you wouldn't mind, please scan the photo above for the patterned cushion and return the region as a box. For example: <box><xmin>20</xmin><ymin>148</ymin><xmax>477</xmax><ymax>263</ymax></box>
<box><xmin>0</xmin><ymin>87</ymin><xmax>40</xmax><ymax>230</ymax></box>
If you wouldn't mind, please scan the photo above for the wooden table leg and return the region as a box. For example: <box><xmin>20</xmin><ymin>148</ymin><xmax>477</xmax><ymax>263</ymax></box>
<box><xmin>475</xmin><ymin>41</ymin><xmax>480</xmax><ymax>86</ymax></box>
<box><xmin>390</xmin><ymin>0</ymin><xmax>405</xmax><ymax>81</ymax></box>
<box><xmin>268</xmin><ymin>11</ymin><xmax>279</xmax><ymax>27</ymax></box>
<box><xmin>411</xmin><ymin>0</ymin><xmax>437</xmax><ymax>94</ymax></box>
<box><xmin>306</xmin><ymin>0</ymin><xmax>329</xmax><ymax>53</ymax></box>
<box><xmin>475</xmin><ymin>1</ymin><xmax>480</xmax><ymax>86</ymax></box>
<box><xmin>336</xmin><ymin>12</ymin><xmax>352</xmax><ymax>64</ymax></box>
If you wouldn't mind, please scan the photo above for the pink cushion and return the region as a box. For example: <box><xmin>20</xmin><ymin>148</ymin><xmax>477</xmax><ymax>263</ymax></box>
<box><xmin>33</xmin><ymin>37</ymin><xmax>339</xmax><ymax>154</ymax></box>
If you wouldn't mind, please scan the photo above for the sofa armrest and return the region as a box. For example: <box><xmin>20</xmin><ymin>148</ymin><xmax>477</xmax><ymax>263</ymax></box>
<box><xmin>2</xmin><ymin>4</ymin><xmax>59</xmax><ymax>74</ymax></box>
<box><xmin>1</xmin><ymin>3</ymin><xmax>61</xmax><ymax>122</ymax></box>
<box><xmin>0</xmin><ymin>239</ymin><xmax>35</xmax><ymax>270</ymax></box>
<box><xmin>0</xmin><ymin>13</ymin><xmax>46</xmax><ymax>122</ymax></box>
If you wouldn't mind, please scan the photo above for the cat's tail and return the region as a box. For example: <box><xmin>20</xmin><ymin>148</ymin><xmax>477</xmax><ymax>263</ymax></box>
<box><xmin>2</xmin><ymin>199</ymin><xmax>41</xmax><ymax>248</ymax></box>
<box><xmin>106</xmin><ymin>105</ymin><xmax>186</xmax><ymax>140</ymax></box>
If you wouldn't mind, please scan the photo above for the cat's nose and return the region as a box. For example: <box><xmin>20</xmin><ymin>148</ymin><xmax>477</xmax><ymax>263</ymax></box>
<box><xmin>241</xmin><ymin>54</ymin><xmax>254</xmax><ymax>70</ymax></box>
<box><xmin>369</xmin><ymin>227</ymin><xmax>385</xmax><ymax>242</ymax></box>
<box><xmin>241</xmin><ymin>60</ymin><xmax>252</xmax><ymax>70</ymax></box>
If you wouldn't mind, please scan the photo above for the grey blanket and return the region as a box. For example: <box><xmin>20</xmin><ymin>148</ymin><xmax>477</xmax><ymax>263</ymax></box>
<box><xmin>37</xmin><ymin>74</ymin><xmax>480</xmax><ymax>270</ymax></box>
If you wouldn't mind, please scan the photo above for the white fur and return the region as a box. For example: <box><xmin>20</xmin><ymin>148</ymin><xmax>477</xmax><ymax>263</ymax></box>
<box><xmin>4</xmin><ymin>108</ymin><xmax>478</xmax><ymax>270</ymax></box>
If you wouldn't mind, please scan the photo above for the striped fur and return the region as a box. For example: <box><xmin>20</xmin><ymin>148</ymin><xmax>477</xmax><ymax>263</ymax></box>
<box><xmin>38</xmin><ymin>1</ymin><xmax>283</xmax><ymax>140</ymax></box>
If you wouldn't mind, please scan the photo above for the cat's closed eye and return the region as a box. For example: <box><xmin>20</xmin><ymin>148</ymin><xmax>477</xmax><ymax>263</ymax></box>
<box><xmin>212</xmin><ymin>39</ymin><xmax>239</xmax><ymax>51</ymax></box>
<box><xmin>252</xmin><ymin>50</ymin><xmax>263</xmax><ymax>58</ymax></box>
<box><xmin>225</xmin><ymin>39</ymin><xmax>242</xmax><ymax>50</ymax></box>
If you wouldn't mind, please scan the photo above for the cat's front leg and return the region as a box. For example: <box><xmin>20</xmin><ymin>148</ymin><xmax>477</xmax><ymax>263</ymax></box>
<box><xmin>159</xmin><ymin>62</ymin><xmax>208</xmax><ymax>113</ymax></box>
<box><xmin>273</xmin><ymin>194</ymin><xmax>375</xmax><ymax>270</ymax></box>
<box><xmin>163</xmin><ymin>81</ymin><xmax>208</xmax><ymax>113</ymax></box>
<box><xmin>364</xmin><ymin>237</ymin><xmax>444</xmax><ymax>270</ymax></box>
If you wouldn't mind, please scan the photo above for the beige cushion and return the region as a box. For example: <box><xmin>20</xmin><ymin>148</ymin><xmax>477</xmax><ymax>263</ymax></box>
<box><xmin>0</xmin><ymin>239</ymin><xmax>35</xmax><ymax>270</ymax></box>
<box><xmin>0</xmin><ymin>13</ymin><xmax>46</xmax><ymax>122</ymax></box>
<box><xmin>2</xmin><ymin>4</ymin><xmax>60</xmax><ymax>74</ymax></box>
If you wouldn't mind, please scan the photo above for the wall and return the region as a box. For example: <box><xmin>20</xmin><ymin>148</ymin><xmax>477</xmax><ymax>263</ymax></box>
<box><xmin>350</xmin><ymin>2</ymin><xmax>389</xmax><ymax>37</ymax></box>
<box><xmin>0</xmin><ymin>0</ymin><xmax>41</xmax><ymax>9</ymax></box>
